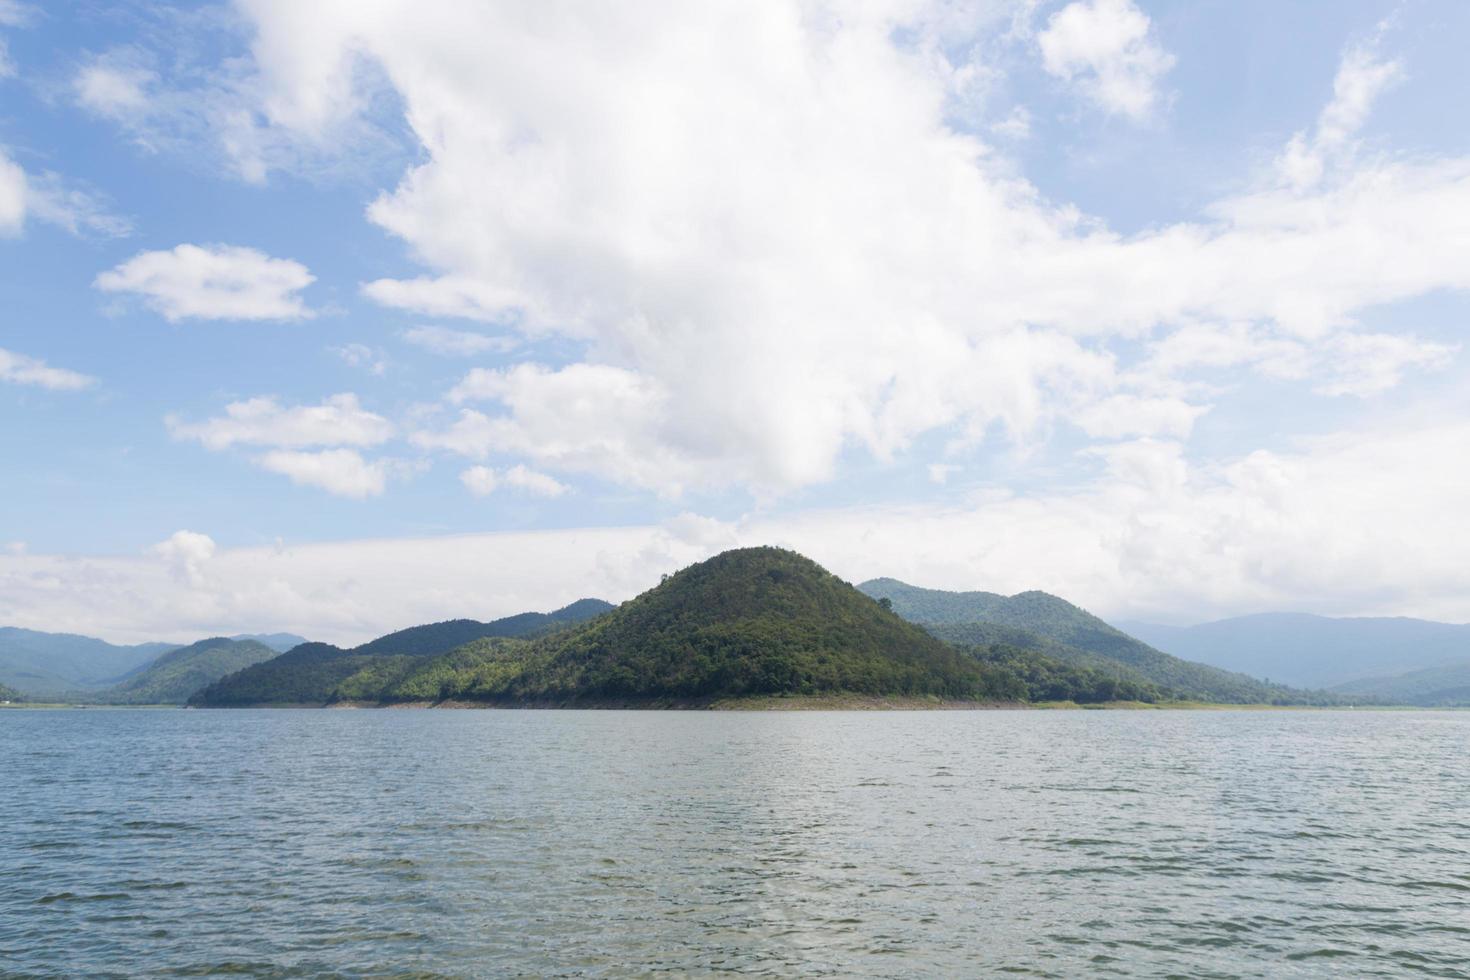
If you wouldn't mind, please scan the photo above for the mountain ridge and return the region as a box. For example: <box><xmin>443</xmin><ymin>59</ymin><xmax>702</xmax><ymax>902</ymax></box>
<box><xmin>857</xmin><ymin>579</ymin><xmax>1323</xmax><ymax>704</ymax></box>
<box><xmin>1118</xmin><ymin>612</ymin><xmax>1470</xmax><ymax>689</ymax></box>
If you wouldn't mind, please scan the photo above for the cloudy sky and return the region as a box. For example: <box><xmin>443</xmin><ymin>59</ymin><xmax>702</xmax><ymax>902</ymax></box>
<box><xmin>3</xmin><ymin>0</ymin><xmax>1468</xmax><ymax>644</ymax></box>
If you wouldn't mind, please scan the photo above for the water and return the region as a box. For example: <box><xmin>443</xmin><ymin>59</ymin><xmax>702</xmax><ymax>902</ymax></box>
<box><xmin>2</xmin><ymin>709</ymin><xmax>1467</xmax><ymax>978</ymax></box>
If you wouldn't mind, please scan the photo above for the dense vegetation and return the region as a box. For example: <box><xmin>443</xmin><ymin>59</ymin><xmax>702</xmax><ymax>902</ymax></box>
<box><xmin>422</xmin><ymin>548</ymin><xmax>1018</xmax><ymax>703</ymax></box>
<box><xmin>1332</xmin><ymin>661</ymin><xmax>1470</xmax><ymax>706</ymax></box>
<box><xmin>0</xmin><ymin>627</ymin><xmax>175</xmax><ymax>698</ymax></box>
<box><xmin>191</xmin><ymin>601</ymin><xmax>612</xmax><ymax>706</ymax></box>
<box><xmin>186</xmin><ymin>549</ymin><xmax>1384</xmax><ymax>709</ymax></box>
<box><xmin>269</xmin><ymin>548</ymin><xmax>1192</xmax><ymax>707</ymax></box>
<box><xmin>90</xmin><ymin>638</ymin><xmax>279</xmax><ymax>704</ymax></box>
<box><xmin>0</xmin><ymin>681</ymin><xmax>23</xmax><ymax>702</ymax></box>
<box><xmin>860</xmin><ymin>578</ymin><xmax>1339</xmax><ymax>704</ymax></box>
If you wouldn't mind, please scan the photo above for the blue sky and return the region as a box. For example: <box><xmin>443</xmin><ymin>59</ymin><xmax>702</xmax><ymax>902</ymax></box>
<box><xmin>2</xmin><ymin>0</ymin><xmax>1469</xmax><ymax>643</ymax></box>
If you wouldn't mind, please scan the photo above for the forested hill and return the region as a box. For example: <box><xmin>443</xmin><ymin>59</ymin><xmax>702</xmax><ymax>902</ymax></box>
<box><xmin>191</xmin><ymin>600</ymin><xmax>613</xmax><ymax>706</ymax></box>
<box><xmin>1332</xmin><ymin>661</ymin><xmax>1470</xmax><ymax>707</ymax></box>
<box><xmin>219</xmin><ymin>547</ymin><xmax>1174</xmax><ymax>707</ymax></box>
<box><xmin>429</xmin><ymin>547</ymin><xmax>1009</xmax><ymax>704</ymax></box>
<box><xmin>858</xmin><ymin>579</ymin><xmax>1324</xmax><ymax>704</ymax></box>
<box><xmin>94</xmin><ymin>638</ymin><xmax>279</xmax><ymax>704</ymax></box>
<box><xmin>0</xmin><ymin>628</ymin><xmax>177</xmax><ymax>698</ymax></box>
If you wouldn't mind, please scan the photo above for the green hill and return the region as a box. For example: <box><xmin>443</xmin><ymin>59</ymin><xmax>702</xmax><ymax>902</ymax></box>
<box><xmin>0</xmin><ymin>627</ymin><xmax>177</xmax><ymax>698</ymax></box>
<box><xmin>354</xmin><ymin>548</ymin><xmax>1174</xmax><ymax>706</ymax></box>
<box><xmin>95</xmin><ymin>638</ymin><xmax>279</xmax><ymax>704</ymax></box>
<box><xmin>191</xmin><ymin>600</ymin><xmax>613</xmax><ymax>706</ymax></box>
<box><xmin>1332</xmin><ymin>661</ymin><xmax>1470</xmax><ymax>706</ymax></box>
<box><xmin>427</xmin><ymin>548</ymin><xmax>1016</xmax><ymax>704</ymax></box>
<box><xmin>858</xmin><ymin>579</ymin><xmax>1331</xmax><ymax>704</ymax></box>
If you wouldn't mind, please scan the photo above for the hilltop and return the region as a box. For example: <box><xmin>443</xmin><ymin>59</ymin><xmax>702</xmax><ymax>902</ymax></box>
<box><xmin>0</xmin><ymin>628</ymin><xmax>177</xmax><ymax>698</ymax></box>
<box><xmin>1332</xmin><ymin>661</ymin><xmax>1470</xmax><ymax>707</ymax></box>
<box><xmin>858</xmin><ymin>579</ymin><xmax>1325</xmax><ymax>704</ymax></box>
<box><xmin>203</xmin><ymin>548</ymin><xmax>1182</xmax><ymax>708</ymax></box>
<box><xmin>95</xmin><ymin>638</ymin><xmax>279</xmax><ymax>705</ymax></box>
<box><xmin>192</xmin><ymin>599</ymin><xmax>614</xmax><ymax>706</ymax></box>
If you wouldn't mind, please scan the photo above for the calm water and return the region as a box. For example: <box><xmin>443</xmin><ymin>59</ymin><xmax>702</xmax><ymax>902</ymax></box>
<box><xmin>2</xmin><ymin>709</ymin><xmax>1468</xmax><ymax>978</ymax></box>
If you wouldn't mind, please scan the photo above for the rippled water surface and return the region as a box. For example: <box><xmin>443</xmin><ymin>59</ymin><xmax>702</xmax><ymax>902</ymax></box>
<box><xmin>2</xmin><ymin>708</ymin><xmax>1468</xmax><ymax>977</ymax></box>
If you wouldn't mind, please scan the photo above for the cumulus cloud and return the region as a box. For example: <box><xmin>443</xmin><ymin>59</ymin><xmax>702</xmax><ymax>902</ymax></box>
<box><xmin>0</xmin><ymin>347</ymin><xmax>96</xmax><ymax>391</ymax></box>
<box><xmin>6</xmin><ymin>412</ymin><xmax>1470</xmax><ymax>643</ymax></box>
<box><xmin>257</xmin><ymin>448</ymin><xmax>390</xmax><ymax>498</ymax></box>
<box><xmin>94</xmin><ymin>244</ymin><xmax>314</xmax><ymax>321</ymax></box>
<box><xmin>399</xmin><ymin>325</ymin><xmax>517</xmax><ymax>356</ymax></box>
<box><xmin>1038</xmin><ymin>0</ymin><xmax>1174</xmax><ymax>120</ymax></box>
<box><xmin>167</xmin><ymin>393</ymin><xmax>392</xmax><ymax>450</ymax></box>
<box><xmin>195</xmin><ymin>3</ymin><xmax>1467</xmax><ymax>502</ymax></box>
<box><xmin>151</xmin><ymin>529</ymin><xmax>216</xmax><ymax>587</ymax></box>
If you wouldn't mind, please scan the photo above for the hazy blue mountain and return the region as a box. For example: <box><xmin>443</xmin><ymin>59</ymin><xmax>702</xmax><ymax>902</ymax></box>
<box><xmin>230</xmin><ymin>633</ymin><xmax>309</xmax><ymax>653</ymax></box>
<box><xmin>0</xmin><ymin>628</ymin><xmax>178</xmax><ymax>697</ymax></box>
<box><xmin>95</xmin><ymin>638</ymin><xmax>280</xmax><ymax>704</ymax></box>
<box><xmin>858</xmin><ymin>579</ymin><xmax>1312</xmax><ymax>704</ymax></box>
<box><xmin>193</xmin><ymin>600</ymin><xmax>614</xmax><ymax>706</ymax></box>
<box><xmin>1116</xmin><ymin>613</ymin><xmax>1470</xmax><ymax>689</ymax></box>
<box><xmin>1331</xmin><ymin>661</ymin><xmax>1470</xmax><ymax>706</ymax></box>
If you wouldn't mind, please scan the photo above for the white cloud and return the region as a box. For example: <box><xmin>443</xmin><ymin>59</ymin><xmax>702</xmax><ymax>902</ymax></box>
<box><xmin>1277</xmin><ymin>40</ymin><xmax>1402</xmax><ymax>190</ymax></box>
<box><xmin>459</xmin><ymin>464</ymin><xmax>568</xmax><ymax>499</ymax></box>
<box><xmin>0</xmin><ymin>347</ymin><xmax>96</xmax><ymax>391</ymax></box>
<box><xmin>94</xmin><ymin>244</ymin><xmax>314</xmax><ymax>321</ymax></box>
<box><xmin>167</xmin><ymin>393</ymin><xmax>393</xmax><ymax>450</ymax></box>
<box><xmin>209</xmin><ymin>3</ymin><xmax>1470</xmax><ymax>502</ymax></box>
<box><xmin>1074</xmin><ymin>394</ymin><xmax>1206</xmax><ymax>440</ymax></box>
<box><xmin>927</xmin><ymin>463</ymin><xmax>960</xmax><ymax>485</ymax></box>
<box><xmin>0</xmin><ymin>148</ymin><xmax>129</xmax><ymax>238</ymax></box>
<box><xmin>1135</xmin><ymin>322</ymin><xmax>1456</xmax><ymax>399</ymax></box>
<box><xmin>400</xmin><ymin>325</ymin><xmax>517</xmax><ymax>356</ymax></box>
<box><xmin>503</xmin><ymin>465</ymin><xmax>569</xmax><ymax>498</ymax></box>
<box><xmin>0</xmin><ymin>0</ymin><xmax>29</xmax><ymax>78</ymax></box>
<box><xmin>0</xmin><ymin>149</ymin><xmax>26</xmax><ymax>235</ymax></box>
<box><xmin>459</xmin><ymin>465</ymin><xmax>497</xmax><ymax>496</ymax></box>
<box><xmin>1038</xmin><ymin>0</ymin><xmax>1174</xmax><ymax>120</ymax></box>
<box><xmin>330</xmin><ymin>342</ymin><xmax>387</xmax><ymax>376</ymax></box>
<box><xmin>74</xmin><ymin>63</ymin><xmax>156</xmax><ymax>118</ymax></box>
<box><xmin>151</xmin><ymin>529</ymin><xmax>216</xmax><ymax>587</ymax></box>
<box><xmin>0</xmin><ymin>1</ymin><xmax>30</xmax><ymax>27</ymax></box>
<box><xmin>6</xmin><ymin>413</ymin><xmax>1470</xmax><ymax>643</ymax></box>
<box><xmin>257</xmin><ymin>449</ymin><xmax>389</xmax><ymax>498</ymax></box>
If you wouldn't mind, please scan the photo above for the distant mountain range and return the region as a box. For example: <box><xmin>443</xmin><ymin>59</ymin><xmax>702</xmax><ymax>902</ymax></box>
<box><xmin>856</xmin><ymin>579</ymin><xmax>1312</xmax><ymax>704</ymax></box>
<box><xmin>0</xmin><ymin>628</ymin><xmax>179</xmax><ymax>698</ymax></box>
<box><xmin>193</xmin><ymin>600</ymin><xmax>617</xmax><ymax>706</ymax></box>
<box><xmin>194</xmin><ymin>549</ymin><xmax>1161</xmax><ymax>708</ymax></box>
<box><xmin>10</xmin><ymin>552</ymin><xmax>1469</xmax><ymax>709</ymax></box>
<box><xmin>94</xmin><ymin>638</ymin><xmax>281</xmax><ymax>705</ymax></box>
<box><xmin>0</xmin><ymin>627</ymin><xmax>308</xmax><ymax>700</ymax></box>
<box><xmin>1117</xmin><ymin>613</ymin><xmax>1470</xmax><ymax>705</ymax></box>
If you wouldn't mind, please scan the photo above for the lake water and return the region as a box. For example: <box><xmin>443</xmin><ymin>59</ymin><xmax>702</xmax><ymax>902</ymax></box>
<box><xmin>2</xmin><ymin>708</ymin><xmax>1468</xmax><ymax>978</ymax></box>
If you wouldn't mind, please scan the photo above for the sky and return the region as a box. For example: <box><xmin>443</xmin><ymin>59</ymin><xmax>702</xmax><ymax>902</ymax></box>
<box><xmin>2</xmin><ymin>0</ymin><xmax>1468</xmax><ymax>644</ymax></box>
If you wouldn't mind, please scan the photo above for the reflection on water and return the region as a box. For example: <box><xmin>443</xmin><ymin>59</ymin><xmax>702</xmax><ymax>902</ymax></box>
<box><xmin>2</xmin><ymin>708</ymin><xmax>1468</xmax><ymax>977</ymax></box>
